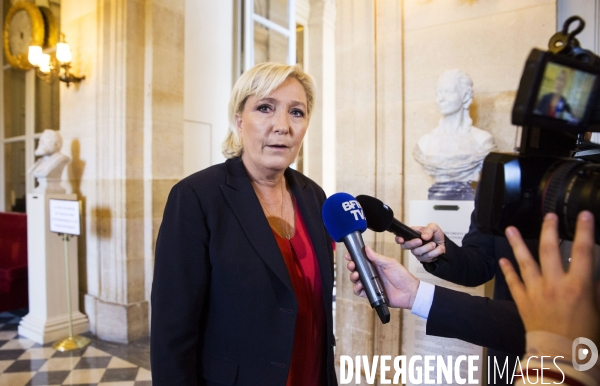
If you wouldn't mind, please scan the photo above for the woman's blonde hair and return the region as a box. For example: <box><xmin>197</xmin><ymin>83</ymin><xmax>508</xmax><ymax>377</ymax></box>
<box><xmin>222</xmin><ymin>62</ymin><xmax>316</xmax><ymax>158</ymax></box>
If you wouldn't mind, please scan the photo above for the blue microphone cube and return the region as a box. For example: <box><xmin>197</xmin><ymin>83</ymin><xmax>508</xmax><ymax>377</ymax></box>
<box><xmin>322</xmin><ymin>192</ymin><xmax>367</xmax><ymax>242</ymax></box>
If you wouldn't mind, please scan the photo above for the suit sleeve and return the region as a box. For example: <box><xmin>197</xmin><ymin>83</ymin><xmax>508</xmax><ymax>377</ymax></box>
<box><xmin>422</xmin><ymin>209</ymin><xmax>498</xmax><ymax>287</ymax></box>
<box><xmin>426</xmin><ymin>286</ymin><xmax>525</xmax><ymax>355</ymax></box>
<box><xmin>151</xmin><ymin>182</ymin><xmax>210</xmax><ymax>386</ymax></box>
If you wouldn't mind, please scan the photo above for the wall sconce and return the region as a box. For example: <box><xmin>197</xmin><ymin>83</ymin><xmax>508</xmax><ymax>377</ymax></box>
<box><xmin>28</xmin><ymin>34</ymin><xmax>85</xmax><ymax>87</ymax></box>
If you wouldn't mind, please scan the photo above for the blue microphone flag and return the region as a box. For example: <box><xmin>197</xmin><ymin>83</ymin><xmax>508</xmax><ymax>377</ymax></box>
<box><xmin>322</xmin><ymin>192</ymin><xmax>367</xmax><ymax>242</ymax></box>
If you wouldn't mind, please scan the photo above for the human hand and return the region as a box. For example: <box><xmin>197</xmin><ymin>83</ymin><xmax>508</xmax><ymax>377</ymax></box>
<box><xmin>500</xmin><ymin>211</ymin><xmax>600</xmax><ymax>342</ymax></box>
<box><xmin>345</xmin><ymin>246</ymin><xmax>420</xmax><ymax>309</ymax></box>
<box><xmin>396</xmin><ymin>223</ymin><xmax>446</xmax><ymax>263</ymax></box>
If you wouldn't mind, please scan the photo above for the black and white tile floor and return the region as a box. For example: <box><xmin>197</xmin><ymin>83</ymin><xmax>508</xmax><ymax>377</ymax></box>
<box><xmin>0</xmin><ymin>310</ymin><xmax>152</xmax><ymax>386</ymax></box>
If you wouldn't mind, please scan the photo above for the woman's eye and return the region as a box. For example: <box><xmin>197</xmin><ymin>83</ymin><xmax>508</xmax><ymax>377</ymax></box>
<box><xmin>291</xmin><ymin>109</ymin><xmax>305</xmax><ymax>118</ymax></box>
<box><xmin>258</xmin><ymin>105</ymin><xmax>272</xmax><ymax>113</ymax></box>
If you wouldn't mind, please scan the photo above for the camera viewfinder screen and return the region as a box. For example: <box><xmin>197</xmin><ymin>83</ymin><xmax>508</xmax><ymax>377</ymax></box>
<box><xmin>533</xmin><ymin>62</ymin><xmax>597</xmax><ymax>125</ymax></box>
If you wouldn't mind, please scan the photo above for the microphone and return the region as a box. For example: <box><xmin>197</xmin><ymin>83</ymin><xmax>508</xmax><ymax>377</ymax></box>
<box><xmin>322</xmin><ymin>193</ymin><xmax>390</xmax><ymax>324</ymax></box>
<box><xmin>355</xmin><ymin>195</ymin><xmax>448</xmax><ymax>263</ymax></box>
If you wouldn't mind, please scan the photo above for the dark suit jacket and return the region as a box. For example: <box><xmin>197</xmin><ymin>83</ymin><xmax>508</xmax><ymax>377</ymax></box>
<box><xmin>421</xmin><ymin>204</ymin><xmax>538</xmax><ymax>384</ymax></box>
<box><xmin>150</xmin><ymin>158</ymin><xmax>337</xmax><ymax>386</ymax></box>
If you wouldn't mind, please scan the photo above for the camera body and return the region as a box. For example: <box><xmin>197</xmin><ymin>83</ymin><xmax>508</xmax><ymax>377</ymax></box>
<box><xmin>474</xmin><ymin>17</ymin><xmax>600</xmax><ymax>243</ymax></box>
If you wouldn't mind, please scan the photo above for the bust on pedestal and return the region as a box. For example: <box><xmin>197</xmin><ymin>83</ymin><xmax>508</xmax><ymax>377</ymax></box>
<box><xmin>413</xmin><ymin>70</ymin><xmax>496</xmax><ymax>200</ymax></box>
<box><xmin>28</xmin><ymin>129</ymin><xmax>71</xmax><ymax>194</ymax></box>
<box><xmin>19</xmin><ymin>130</ymin><xmax>89</xmax><ymax>344</ymax></box>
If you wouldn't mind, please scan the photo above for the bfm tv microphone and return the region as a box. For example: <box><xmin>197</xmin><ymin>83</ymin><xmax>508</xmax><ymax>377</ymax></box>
<box><xmin>355</xmin><ymin>195</ymin><xmax>449</xmax><ymax>263</ymax></box>
<box><xmin>322</xmin><ymin>193</ymin><xmax>390</xmax><ymax>324</ymax></box>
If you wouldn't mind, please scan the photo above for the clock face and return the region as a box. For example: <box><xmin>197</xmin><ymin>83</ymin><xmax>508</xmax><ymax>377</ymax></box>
<box><xmin>8</xmin><ymin>10</ymin><xmax>32</xmax><ymax>57</ymax></box>
<box><xmin>3</xmin><ymin>2</ymin><xmax>46</xmax><ymax>70</ymax></box>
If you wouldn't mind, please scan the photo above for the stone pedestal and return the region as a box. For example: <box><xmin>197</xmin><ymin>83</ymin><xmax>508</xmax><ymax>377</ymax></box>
<box><xmin>18</xmin><ymin>193</ymin><xmax>89</xmax><ymax>344</ymax></box>
<box><xmin>34</xmin><ymin>177</ymin><xmax>66</xmax><ymax>194</ymax></box>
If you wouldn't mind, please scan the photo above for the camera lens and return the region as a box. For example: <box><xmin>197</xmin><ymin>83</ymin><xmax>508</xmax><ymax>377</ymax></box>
<box><xmin>541</xmin><ymin>160</ymin><xmax>600</xmax><ymax>242</ymax></box>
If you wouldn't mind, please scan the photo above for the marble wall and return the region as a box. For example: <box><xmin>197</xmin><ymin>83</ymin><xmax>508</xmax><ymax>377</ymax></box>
<box><xmin>60</xmin><ymin>0</ymin><xmax>185</xmax><ymax>343</ymax></box>
<box><xmin>335</xmin><ymin>0</ymin><xmax>405</xmax><ymax>368</ymax></box>
<box><xmin>334</xmin><ymin>0</ymin><xmax>556</xmax><ymax>383</ymax></box>
<box><xmin>403</xmin><ymin>0</ymin><xmax>557</xmax><ymax>204</ymax></box>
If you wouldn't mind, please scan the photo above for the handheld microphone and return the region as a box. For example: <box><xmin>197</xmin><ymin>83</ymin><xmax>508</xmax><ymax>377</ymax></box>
<box><xmin>322</xmin><ymin>193</ymin><xmax>390</xmax><ymax>324</ymax></box>
<box><xmin>355</xmin><ymin>195</ymin><xmax>448</xmax><ymax>263</ymax></box>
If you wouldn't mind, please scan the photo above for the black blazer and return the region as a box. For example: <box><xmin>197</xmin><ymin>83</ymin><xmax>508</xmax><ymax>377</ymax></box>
<box><xmin>421</xmin><ymin>203</ymin><xmax>538</xmax><ymax>384</ymax></box>
<box><xmin>150</xmin><ymin>158</ymin><xmax>337</xmax><ymax>386</ymax></box>
<box><xmin>426</xmin><ymin>286</ymin><xmax>524</xmax><ymax>355</ymax></box>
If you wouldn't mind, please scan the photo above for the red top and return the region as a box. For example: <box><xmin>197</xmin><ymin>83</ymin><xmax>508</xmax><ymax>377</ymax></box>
<box><xmin>272</xmin><ymin>202</ymin><xmax>327</xmax><ymax>386</ymax></box>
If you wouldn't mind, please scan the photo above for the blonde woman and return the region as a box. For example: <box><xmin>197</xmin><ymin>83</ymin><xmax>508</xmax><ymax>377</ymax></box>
<box><xmin>151</xmin><ymin>62</ymin><xmax>336</xmax><ymax>386</ymax></box>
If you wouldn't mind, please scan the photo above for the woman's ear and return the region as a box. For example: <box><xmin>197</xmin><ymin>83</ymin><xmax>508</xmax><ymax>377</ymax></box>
<box><xmin>235</xmin><ymin>113</ymin><xmax>243</xmax><ymax>133</ymax></box>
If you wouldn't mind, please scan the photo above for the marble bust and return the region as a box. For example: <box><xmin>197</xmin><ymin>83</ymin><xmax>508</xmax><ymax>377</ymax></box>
<box><xmin>413</xmin><ymin>70</ymin><xmax>496</xmax><ymax>200</ymax></box>
<box><xmin>27</xmin><ymin>129</ymin><xmax>70</xmax><ymax>193</ymax></box>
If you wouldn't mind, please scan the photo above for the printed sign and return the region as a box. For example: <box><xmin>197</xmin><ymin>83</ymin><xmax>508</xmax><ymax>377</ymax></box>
<box><xmin>49</xmin><ymin>199</ymin><xmax>81</xmax><ymax>236</ymax></box>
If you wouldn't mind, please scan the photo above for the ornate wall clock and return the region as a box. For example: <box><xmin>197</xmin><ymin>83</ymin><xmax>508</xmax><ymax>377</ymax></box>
<box><xmin>3</xmin><ymin>2</ymin><xmax>47</xmax><ymax>70</ymax></box>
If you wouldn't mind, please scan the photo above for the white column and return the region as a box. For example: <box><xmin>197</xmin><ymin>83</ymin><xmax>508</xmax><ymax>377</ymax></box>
<box><xmin>306</xmin><ymin>0</ymin><xmax>336</xmax><ymax>195</ymax></box>
<box><xmin>60</xmin><ymin>0</ymin><xmax>185</xmax><ymax>343</ymax></box>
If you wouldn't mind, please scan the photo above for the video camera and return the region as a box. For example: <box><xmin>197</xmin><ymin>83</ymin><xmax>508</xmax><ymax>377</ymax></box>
<box><xmin>475</xmin><ymin>16</ymin><xmax>600</xmax><ymax>243</ymax></box>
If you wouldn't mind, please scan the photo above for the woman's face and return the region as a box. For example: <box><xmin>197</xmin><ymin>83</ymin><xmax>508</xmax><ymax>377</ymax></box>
<box><xmin>236</xmin><ymin>77</ymin><xmax>308</xmax><ymax>176</ymax></box>
<box><xmin>554</xmin><ymin>70</ymin><xmax>567</xmax><ymax>94</ymax></box>
<box><xmin>436</xmin><ymin>80</ymin><xmax>464</xmax><ymax>116</ymax></box>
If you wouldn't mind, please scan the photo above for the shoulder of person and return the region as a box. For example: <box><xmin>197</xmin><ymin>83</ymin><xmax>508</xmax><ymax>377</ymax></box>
<box><xmin>288</xmin><ymin>168</ymin><xmax>321</xmax><ymax>188</ymax></box>
<box><xmin>288</xmin><ymin>167</ymin><xmax>313</xmax><ymax>185</ymax></box>
<box><xmin>181</xmin><ymin>161</ymin><xmax>227</xmax><ymax>183</ymax></box>
<box><xmin>173</xmin><ymin>161</ymin><xmax>230</xmax><ymax>199</ymax></box>
<box><xmin>286</xmin><ymin>168</ymin><xmax>326</xmax><ymax>198</ymax></box>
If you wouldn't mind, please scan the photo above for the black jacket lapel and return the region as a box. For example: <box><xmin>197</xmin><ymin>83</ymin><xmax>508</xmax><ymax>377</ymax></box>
<box><xmin>220</xmin><ymin>158</ymin><xmax>294</xmax><ymax>295</ymax></box>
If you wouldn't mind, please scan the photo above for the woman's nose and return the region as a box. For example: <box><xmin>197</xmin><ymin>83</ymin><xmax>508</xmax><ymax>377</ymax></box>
<box><xmin>273</xmin><ymin>111</ymin><xmax>289</xmax><ymax>134</ymax></box>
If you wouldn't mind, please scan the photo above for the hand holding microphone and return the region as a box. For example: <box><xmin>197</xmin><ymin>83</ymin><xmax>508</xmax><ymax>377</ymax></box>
<box><xmin>401</xmin><ymin>223</ymin><xmax>448</xmax><ymax>263</ymax></box>
<box><xmin>355</xmin><ymin>195</ymin><xmax>448</xmax><ymax>263</ymax></box>
<box><xmin>322</xmin><ymin>193</ymin><xmax>390</xmax><ymax>324</ymax></box>
<box><xmin>345</xmin><ymin>246</ymin><xmax>420</xmax><ymax>310</ymax></box>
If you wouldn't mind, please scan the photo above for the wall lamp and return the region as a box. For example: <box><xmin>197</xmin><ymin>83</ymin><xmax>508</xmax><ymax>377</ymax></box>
<box><xmin>28</xmin><ymin>34</ymin><xmax>85</xmax><ymax>87</ymax></box>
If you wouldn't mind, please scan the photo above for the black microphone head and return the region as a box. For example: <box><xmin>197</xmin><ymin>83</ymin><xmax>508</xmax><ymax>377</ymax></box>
<box><xmin>355</xmin><ymin>195</ymin><xmax>394</xmax><ymax>232</ymax></box>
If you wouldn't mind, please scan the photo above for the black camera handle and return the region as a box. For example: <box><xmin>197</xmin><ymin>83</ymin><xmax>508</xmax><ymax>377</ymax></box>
<box><xmin>548</xmin><ymin>16</ymin><xmax>599</xmax><ymax>67</ymax></box>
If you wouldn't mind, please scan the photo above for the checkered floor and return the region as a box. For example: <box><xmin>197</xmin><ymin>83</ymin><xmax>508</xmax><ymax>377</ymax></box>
<box><xmin>0</xmin><ymin>310</ymin><xmax>152</xmax><ymax>386</ymax></box>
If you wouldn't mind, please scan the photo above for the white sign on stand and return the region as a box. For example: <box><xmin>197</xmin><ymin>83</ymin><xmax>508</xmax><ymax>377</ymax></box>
<box><xmin>403</xmin><ymin>200</ymin><xmax>484</xmax><ymax>386</ymax></box>
<box><xmin>47</xmin><ymin>198</ymin><xmax>89</xmax><ymax>351</ymax></box>
<box><xmin>19</xmin><ymin>193</ymin><xmax>89</xmax><ymax>345</ymax></box>
<box><xmin>49</xmin><ymin>199</ymin><xmax>81</xmax><ymax>236</ymax></box>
